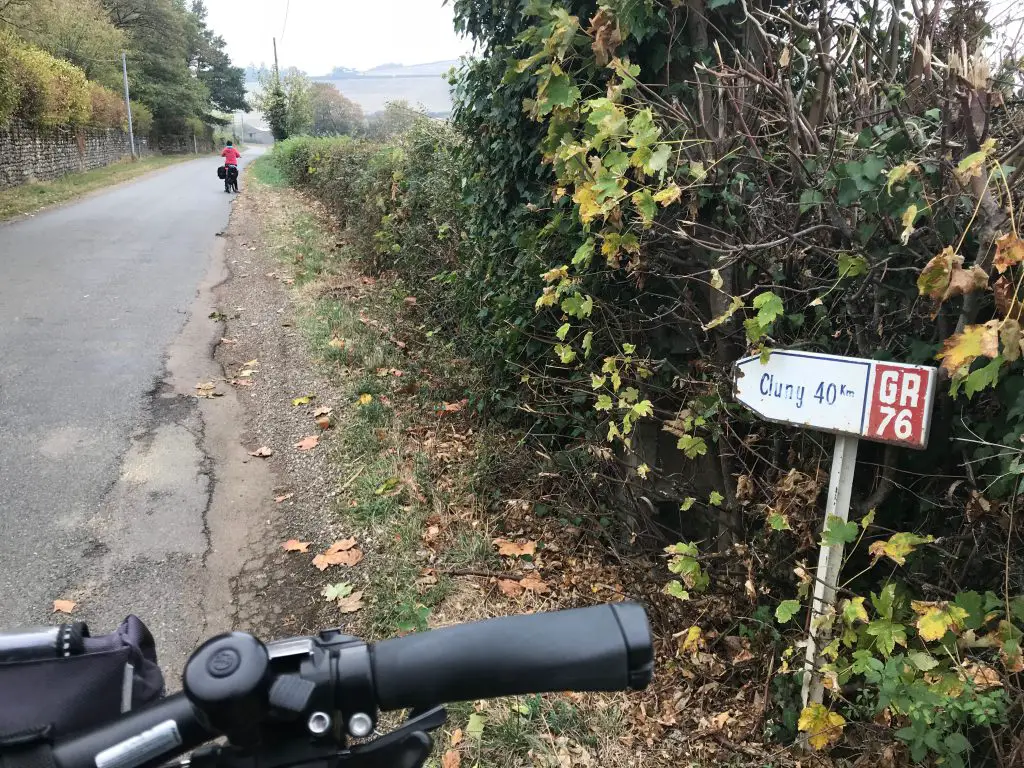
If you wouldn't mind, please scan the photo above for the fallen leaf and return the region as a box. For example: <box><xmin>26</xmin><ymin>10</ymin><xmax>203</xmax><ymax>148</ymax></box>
<box><xmin>237</xmin><ymin>369</ymin><xmax>256</xmax><ymax>378</ymax></box>
<box><xmin>292</xmin><ymin>395</ymin><xmax>315</xmax><ymax>406</ymax></box>
<box><xmin>243</xmin><ymin>359</ymin><xmax>259</xmax><ymax>367</ymax></box>
<box><xmin>313</xmin><ymin>406</ymin><xmax>333</xmax><ymax>417</ymax></box>
<box><xmin>323</xmin><ymin>582</ymin><xmax>354</xmax><ymax>601</ymax></box>
<box><xmin>231</xmin><ymin>379</ymin><xmax>253</xmax><ymax>388</ymax></box>
<box><xmin>709</xmin><ymin>711</ymin><xmax>732</xmax><ymax>731</ymax></box>
<box><xmin>312</xmin><ymin>548</ymin><xmax>364</xmax><ymax>570</ymax></box>
<box><xmin>441</xmin><ymin>750</ymin><xmax>460</xmax><ymax>768</ymax></box>
<box><xmin>995</xmin><ymin>233</ymin><xmax>1024</xmax><ymax>273</ymax></box>
<box><xmin>295</xmin><ymin>436</ymin><xmax>319</xmax><ymax>451</ymax></box>
<box><xmin>282</xmin><ymin>539</ymin><xmax>310</xmax><ymax>553</ymax></box>
<box><xmin>328</xmin><ymin>338</ymin><xmax>346</xmax><ymax>350</ymax></box>
<box><xmin>249</xmin><ymin>446</ymin><xmax>274</xmax><ymax>458</ymax></box>
<box><xmin>316</xmin><ymin>416</ymin><xmax>332</xmax><ymax>430</ymax></box>
<box><xmin>404</xmin><ymin>296</ymin><xmax>418</xmax><ymax>306</ymax></box>
<box><xmin>195</xmin><ymin>382</ymin><xmax>223</xmax><ymax>398</ymax></box>
<box><xmin>441</xmin><ymin>400</ymin><xmax>466</xmax><ymax>413</ymax></box>
<box><xmin>450</xmin><ymin>729</ymin><xmax>463</xmax><ymax>747</ymax></box>
<box><xmin>493</xmin><ymin>538</ymin><xmax>537</xmax><ymax>557</ymax></box>
<box><xmin>52</xmin><ymin>599</ymin><xmax>76</xmax><ymax>614</ymax></box>
<box><xmin>275</xmin><ymin>493</ymin><xmax>294</xmax><ymax>503</ymax></box>
<box><xmin>520</xmin><ymin>574</ymin><xmax>550</xmax><ymax>594</ymax></box>
<box><xmin>466</xmin><ymin>713</ymin><xmax>486</xmax><ymax>741</ymax></box>
<box><xmin>337</xmin><ymin>591</ymin><xmax>364</xmax><ymax>614</ymax></box>
<box><xmin>326</xmin><ymin>538</ymin><xmax>357</xmax><ymax>554</ymax></box>
<box><xmin>497</xmin><ymin>579</ymin><xmax>524</xmax><ymax>597</ymax></box>
<box><xmin>962</xmin><ymin>661</ymin><xmax>1002</xmax><ymax>690</ymax></box>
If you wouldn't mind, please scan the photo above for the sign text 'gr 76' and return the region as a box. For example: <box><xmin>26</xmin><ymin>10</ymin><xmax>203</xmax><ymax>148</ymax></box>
<box><xmin>733</xmin><ymin>350</ymin><xmax>937</xmax><ymax>450</ymax></box>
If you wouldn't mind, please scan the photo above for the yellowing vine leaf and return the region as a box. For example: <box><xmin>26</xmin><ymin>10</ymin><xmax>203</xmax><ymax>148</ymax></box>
<box><xmin>886</xmin><ymin>161</ymin><xmax>918</xmax><ymax>193</ymax></box>
<box><xmin>798</xmin><ymin>704</ymin><xmax>845</xmax><ymax>750</ymax></box>
<box><xmin>936</xmin><ymin>321</ymin><xmax>999</xmax><ymax>374</ymax></box>
<box><xmin>653</xmin><ymin>183</ymin><xmax>682</xmax><ymax>207</ymax></box>
<box><xmin>1000</xmin><ymin>319</ymin><xmax>1023</xmax><ymax>362</ymax></box>
<box><xmin>912</xmin><ymin>601</ymin><xmax>970</xmax><ymax>642</ymax></box>
<box><xmin>703</xmin><ymin>296</ymin><xmax>744</xmax><ymax>331</ymax></box>
<box><xmin>541</xmin><ymin>265</ymin><xmax>569</xmax><ymax>283</ymax></box>
<box><xmin>900</xmin><ymin>204</ymin><xmax>918</xmax><ymax>245</ymax></box>
<box><xmin>995</xmin><ymin>233</ymin><xmax>1024</xmax><ymax>274</ymax></box>
<box><xmin>867</xmin><ymin>532</ymin><xmax>934</xmax><ymax>565</ymax></box>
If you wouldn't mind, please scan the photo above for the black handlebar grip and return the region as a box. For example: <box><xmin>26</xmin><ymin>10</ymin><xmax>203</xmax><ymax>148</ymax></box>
<box><xmin>369</xmin><ymin>602</ymin><xmax>654</xmax><ymax>712</ymax></box>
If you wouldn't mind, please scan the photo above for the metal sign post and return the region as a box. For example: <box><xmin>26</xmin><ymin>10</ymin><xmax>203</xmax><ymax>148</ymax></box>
<box><xmin>733</xmin><ymin>351</ymin><xmax>936</xmax><ymax>708</ymax></box>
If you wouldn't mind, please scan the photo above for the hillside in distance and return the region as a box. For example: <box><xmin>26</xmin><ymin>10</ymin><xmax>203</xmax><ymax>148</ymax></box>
<box><xmin>244</xmin><ymin>60</ymin><xmax>459</xmax><ymax>116</ymax></box>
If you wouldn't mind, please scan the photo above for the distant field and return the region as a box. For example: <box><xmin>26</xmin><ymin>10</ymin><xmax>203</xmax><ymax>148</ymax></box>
<box><xmin>243</xmin><ymin>60</ymin><xmax>459</xmax><ymax>121</ymax></box>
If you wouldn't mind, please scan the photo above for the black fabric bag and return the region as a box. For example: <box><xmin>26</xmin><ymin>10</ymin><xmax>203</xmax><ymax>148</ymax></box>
<box><xmin>217</xmin><ymin>165</ymin><xmax>227</xmax><ymax>179</ymax></box>
<box><xmin>0</xmin><ymin>616</ymin><xmax>165</xmax><ymax>740</ymax></box>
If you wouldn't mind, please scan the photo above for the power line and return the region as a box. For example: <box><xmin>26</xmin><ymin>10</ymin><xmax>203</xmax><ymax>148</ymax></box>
<box><xmin>280</xmin><ymin>0</ymin><xmax>290</xmax><ymax>44</ymax></box>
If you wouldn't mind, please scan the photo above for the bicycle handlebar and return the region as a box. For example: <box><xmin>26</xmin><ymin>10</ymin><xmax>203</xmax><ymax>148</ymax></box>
<box><xmin>45</xmin><ymin>603</ymin><xmax>653</xmax><ymax>768</ymax></box>
<box><xmin>372</xmin><ymin>602</ymin><xmax>652</xmax><ymax>711</ymax></box>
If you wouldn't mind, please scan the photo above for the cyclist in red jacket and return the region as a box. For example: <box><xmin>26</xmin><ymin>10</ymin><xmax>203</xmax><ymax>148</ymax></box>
<box><xmin>221</xmin><ymin>141</ymin><xmax>241</xmax><ymax>193</ymax></box>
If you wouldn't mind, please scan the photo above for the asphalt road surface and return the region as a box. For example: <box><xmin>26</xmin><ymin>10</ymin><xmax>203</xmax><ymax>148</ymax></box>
<box><xmin>0</xmin><ymin>150</ymin><xmax>273</xmax><ymax>674</ymax></box>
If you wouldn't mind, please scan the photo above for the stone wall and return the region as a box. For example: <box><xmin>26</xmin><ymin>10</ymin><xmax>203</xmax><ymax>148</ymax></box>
<box><xmin>0</xmin><ymin>120</ymin><xmax>152</xmax><ymax>190</ymax></box>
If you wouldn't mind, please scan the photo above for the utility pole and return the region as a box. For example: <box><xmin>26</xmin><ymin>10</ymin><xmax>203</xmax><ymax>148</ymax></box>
<box><xmin>121</xmin><ymin>51</ymin><xmax>136</xmax><ymax>159</ymax></box>
<box><xmin>273</xmin><ymin>37</ymin><xmax>279</xmax><ymax>77</ymax></box>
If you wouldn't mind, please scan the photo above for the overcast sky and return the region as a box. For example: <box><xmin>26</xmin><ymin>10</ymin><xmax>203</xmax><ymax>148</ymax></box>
<box><xmin>204</xmin><ymin>0</ymin><xmax>474</xmax><ymax>74</ymax></box>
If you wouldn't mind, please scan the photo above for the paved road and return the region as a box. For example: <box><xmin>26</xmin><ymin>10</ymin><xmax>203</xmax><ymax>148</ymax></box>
<box><xmin>0</xmin><ymin>151</ymin><xmax>270</xmax><ymax>670</ymax></box>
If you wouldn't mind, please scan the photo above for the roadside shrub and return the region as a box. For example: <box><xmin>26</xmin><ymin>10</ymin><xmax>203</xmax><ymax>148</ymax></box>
<box><xmin>88</xmin><ymin>82</ymin><xmax>125</xmax><ymax>129</ymax></box>
<box><xmin>12</xmin><ymin>45</ymin><xmax>90</xmax><ymax>126</ymax></box>
<box><xmin>129</xmin><ymin>101</ymin><xmax>153</xmax><ymax>135</ymax></box>
<box><xmin>0</xmin><ymin>31</ymin><xmax>22</xmax><ymax>125</ymax></box>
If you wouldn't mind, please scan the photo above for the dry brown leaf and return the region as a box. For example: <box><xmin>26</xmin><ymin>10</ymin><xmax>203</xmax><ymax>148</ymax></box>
<box><xmin>53</xmin><ymin>599</ymin><xmax>76</xmax><ymax>614</ymax></box>
<box><xmin>442</xmin><ymin>750</ymin><xmax>460</xmax><ymax>768</ymax></box>
<box><xmin>520</xmin><ymin>574</ymin><xmax>550</xmax><ymax>594</ymax></box>
<box><xmin>313</xmin><ymin>548</ymin><xmax>364</xmax><ymax>570</ymax></box>
<box><xmin>994</xmin><ymin>233</ymin><xmax>1024</xmax><ymax>274</ymax></box>
<box><xmin>295</xmin><ymin>436</ymin><xmax>319</xmax><ymax>451</ymax></box>
<box><xmin>249</xmin><ymin>446</ymin><xmax>274</xmax><ymax>458</ymax></box>
<box><xmin>497</xmin><ymin>579</ymin><xmax>524</xmax><ymax>597</ymax></box>
<box><xmin>962</xmin><ymin>661</ymin><xmax>1002</xmax><ymax>690</ymax></box>
<box><xmin>282</xmin><ymin>539</ymin><xmax>310</xmax><ymax>553</ymax></box>
<box><xmin>404</xmin><ymin>296</ymin><xmax>418</xmax><ymax>306</ymax></box>
<box><xmin>275</xmin><ymin>493</ymin><xmax>294</xmax><ymax>503</ymax></box>
<box><xmin>313</xmin><ymin>406</ymin><xmax>333</xmax><ymax>418</ymax></box>
<box><xmin>326</xmin><ymin>538</ymin><xmax>357</xmax><ymax>554</ymax></box>
<box><xmin>494</xmin><ymin>538</ymin><xmax>537</xmax><ymax>557</ymax></box>
<box><xmin>195</xmin><ymin>382</ymin><xmax>223</xmax><ymax>399</ymax></box>
<box><xmin>450</xmin><ymin>729</ymin><xmax>463</xmax><ymax>747</ymax></box>
<box><xmin>709</xmin><ymin>711</ymin><xmax>732</xmax><ymax>731</ymax></box>
<box><xmin>231</xmin><ymin>379</ymin><xmax>253</xmax><ymax>388</ymax></box>
<box><xmin>316</xmin><ymin>416</ymin><xmax>332</xmax><ymax>430</ymax></box>
<box><xmin>337</xmin><ymin>591</ymin><xmax>364</xmax><ymax>614</ymax></box>
<box><xmin>995</xmin><ymin>276</ymin><xmax>1023</xmax><ymax>320</ymax></box>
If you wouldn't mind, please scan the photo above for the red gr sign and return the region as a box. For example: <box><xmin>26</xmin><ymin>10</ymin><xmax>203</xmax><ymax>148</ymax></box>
<box><xmin>865</xmin><ymin>363</ymin><xmax>937</xmax><ymax>449</ymax></box>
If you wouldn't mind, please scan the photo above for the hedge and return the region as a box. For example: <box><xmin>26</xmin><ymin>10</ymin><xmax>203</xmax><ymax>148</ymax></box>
<box><xmin>11</xmin><ymin>44</ymin><xmax>90</xmax><ymax>126</ymax></box>
<box><xmin>88</xmin><ymin>82</ymin><xmax>125</xmax><ymax>129</ymax></box>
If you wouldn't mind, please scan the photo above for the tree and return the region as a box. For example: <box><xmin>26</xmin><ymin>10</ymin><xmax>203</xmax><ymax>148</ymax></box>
<box><xmin>309</xmin><ymin>82</ymin><xmax>363</xmax><ymax>136</ymax></box>
<box><xmin>253</xmin><ymin>69</ymin><xmax>288</xmax><ymax>140</ymax></box>
<box><xmin>282</xmin><ymin>67</ymin><xmax>312</xmax><ymax>137</ymax></box>
<box><xmin>5</xmin><ymin>0</ymin><xmax>126</xmax><ymax>88</ymax></box>
<box><xmin>186</xmin><ymin>0</ymin><xmax>246</xmax><ymax>113</ymax></box>
<box><xmin>365</xmin><ymin>100</ymin><xmax>420</xmax><ymax>140</ymax></box>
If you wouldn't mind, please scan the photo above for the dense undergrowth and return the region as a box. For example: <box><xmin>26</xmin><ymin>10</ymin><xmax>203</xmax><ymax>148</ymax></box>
<box><xmin>266</xmin><ymin>0</ymin><xmax>1024</xmax><ymax>762</ymax></box>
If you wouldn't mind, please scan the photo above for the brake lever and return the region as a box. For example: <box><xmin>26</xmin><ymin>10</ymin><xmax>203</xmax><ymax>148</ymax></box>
<box><xmin>181</xmin><ymin>707</ymin><xmax>448</xmax><ymax>768</ymax></box>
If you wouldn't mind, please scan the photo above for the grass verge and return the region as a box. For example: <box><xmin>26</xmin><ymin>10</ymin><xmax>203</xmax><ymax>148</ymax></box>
<box><xmin>245</xmin><ymin>157</ymin><xmax>639</xmax><ymax>768</ymax></box>
<box><xmin>0</xmin><ymin>154</ymin><xmax>198</xmax><ymax>221</ymax></box>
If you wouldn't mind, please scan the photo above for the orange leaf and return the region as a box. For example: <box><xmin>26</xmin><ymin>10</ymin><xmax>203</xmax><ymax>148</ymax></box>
<box><xmin>249</xmin><ymin>446</ymin><xmax>273</xmax><ymax>458</ymax></box>
<box><xmin>442</xmin><ymin>750</ymin><xmax>461</xmax><ymax>768</ymax></box>
<box><xmin>994</xmin><ymin>233</ymin><xmax>1024</xmax><ymax>274</ymax></box>
<box><xmin>312</xmin><ymin>548</ymin><xmax>364</xmax><ymax>570</ymax></box>
<box><xmin>282</xmin><ymin>539</ymin><xmax>310</xmax><ymax>553</ymax></box>
<box><xmin>520</xmin><ymin>574</ymin><xmax>550</xmax><ymax>594</ymax></box>
<box><xmin>53</xmin><ymin>599</ymin><xmax>76</xmax><ymax>614</ymax></box>
<box><xmin>316</xmin><ymin>416</ymin><xmax>332</xmax><ymax>430</ymax></box>
<box><xmin>326</xmin><ymin>538</ymin><xmax>357</xmax><ymax>555</ymax></box>
<box><xmin>295</xmin><ymin>436</ymin><xmax>319</xmax><ymax>451</ymax></box>
<box><xmin>493</xmin><ymin>538</ymin><xmax>537</xmax><ymax>557</ymax></box>
<box><xmin>275</xmin><ymin>493</ymin><xmax>294</xmax><ymax>503</ymax></box>
<box><xmin>450</xmin><ymin>729</ymin><xmax>463</xmax><ymax>747</ymax></box>
<box><xmin>497</xmin><ymin>579</ymin><xmax>524</xmax><ymax>597</ymax></box>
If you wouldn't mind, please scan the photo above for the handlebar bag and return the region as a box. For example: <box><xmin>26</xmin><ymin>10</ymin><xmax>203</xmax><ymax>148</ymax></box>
<box><xmin>0</xmin><ymin>616</ymin><xmax>165</xmax><ymax>739</ymax></box>
<box><xmin>217</xmin><ymin>165</ymin><xmax>227</xmax><ymax>179</ymax></box>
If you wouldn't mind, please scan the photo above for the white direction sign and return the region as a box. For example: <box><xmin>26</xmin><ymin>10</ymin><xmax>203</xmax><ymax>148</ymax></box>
<box><xmin>733</xmin><ymin>350</ymin><xmax>937</xmax><ymax>450</ymax></box>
